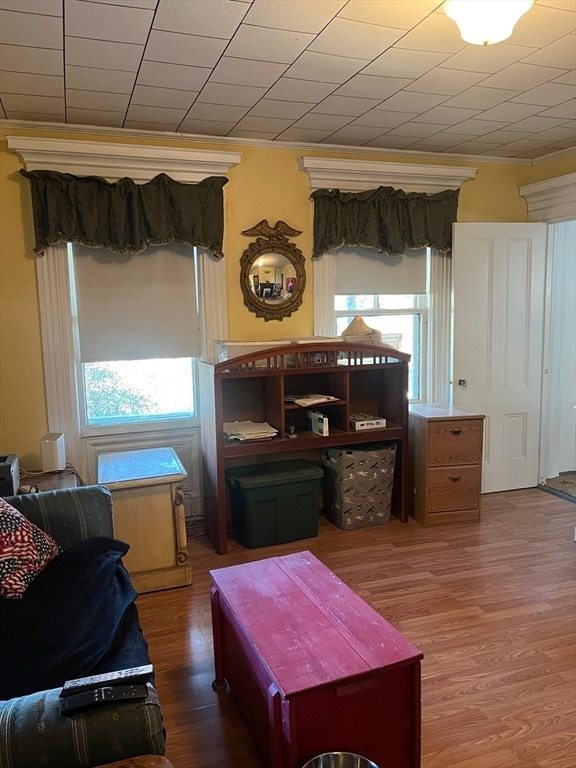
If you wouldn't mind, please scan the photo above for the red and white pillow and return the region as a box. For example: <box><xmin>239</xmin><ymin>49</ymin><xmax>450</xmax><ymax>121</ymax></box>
<box><xmin>0</xmin><ymin>498</ymin><xmax>61</xmax><ymax>598</ymax></box>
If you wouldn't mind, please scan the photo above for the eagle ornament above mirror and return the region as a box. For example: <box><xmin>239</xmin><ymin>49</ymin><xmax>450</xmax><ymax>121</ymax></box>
<box><xmin>239</xmin><ymin>220</ymin><xmax>306</xmax><ymax>321</ymax></box>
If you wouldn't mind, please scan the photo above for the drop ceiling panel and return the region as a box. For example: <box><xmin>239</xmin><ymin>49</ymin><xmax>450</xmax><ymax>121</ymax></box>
<box><xmin>0</xmin><ymin>0</ymin><xmax>574</xmax><ymax>160</ymax></box>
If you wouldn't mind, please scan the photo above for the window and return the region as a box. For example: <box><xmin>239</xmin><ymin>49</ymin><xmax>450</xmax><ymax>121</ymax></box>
<box><xmin>335</xmin><ymin>293</ymin><xmax>427</xmax><ymax>400</ymax></box>
<box><xmin>68</xmin><ymin>242</ymin><xmax>199</xmax><ymax>433</ymax></box>
<box><xmin>314</xmin><ymin>247</ymin><xmax>451</xmax><ymax>405</ymax></box>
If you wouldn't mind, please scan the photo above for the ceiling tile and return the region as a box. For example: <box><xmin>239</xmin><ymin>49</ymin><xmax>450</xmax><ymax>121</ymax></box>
<box><xmin>326</xmin><ymin>124</ymin><xmax>389</xmax><ymax>142</ymax></box>
<box><xmin>481</xmin><ymin>63</ymin><xmax>570</xmax><ymax>91</ymax></box>
<box><xmin>508</xmin><ymin>115</ymin><xmax>572</xmax><ymax>132</ymax></box>
<box><xmin>506</xmin><ymin>3</ymin><xmax>576</xmax><ymax>47</ymax></box>
<box><xmin>412</xmin><ymin>105</ymin><xmax>481</xmax><ymax>125</ymax></box>
<box><xmin>520</xmin><ymin>33</ymin><xmax>576</xmax><ymax>69</ymax></box>
<box><xmin>284</xmin><ymin>51</ymin><xmax>367</xmax><ymax>83</ymax></box>
<box><xmin>248</xmin><ymin>99</ymin><xmax>311</xmax><ymax>119</ymax></box>
<box><xmin>153</xmin><ymin>0</ymin><xmax>248</xmax><ymax>38</ymax></box>
<box><xmin>227</xmin><ymin>127</ymin><xmax>279</xmax><ymax>139</ymax></box>
<box><xmin>293</xmin><ymin>112</ymin><xmax>353</xmax><ymax>130</ymax></box>
<box><xmin>553</xmin><ymin>70</ymin><xmax>576</xmax><ymax>86</ymax></box>
<box><xmin>4</xmin><ymin>109</ymin><xmax>64</xmax><ymax>122</ymax></box>
<box><xmin>0</xmin><ymin>43</ymin><xmax>62</xmax><ymax>75</ymax></box>
<box><xmin>377</xmin><ymin>91</ymin><xmax>447</xmax><ymax>113</ymax></box>
<box><xmin>131</xmin><ymin>85</ymin><xmax>197</xmax><ymax>110</ymax></box>
<box><xmin>265</xmin><ymin>77</ymin><xmax>337</xmax><ymax>103</ymax></box>
<box><xmin>144</xmin><ymin>30</ymin><xmax>228</xmax><ymax>68</ymax></box>
<box><xmin>312</xmin><ymin>95</ymin><xmax>382</xmax><ymax>116</ymax></box>
<box><xmin>0</xmin><ymin>70</ymin><xmax>62</xmax><ymax>97</ymax></box>
<box><xmin>1</xmin><ymin>92</ymin><xmax>63</xmax><ymax>114</ymax></box>
<box><xmin>137</xmin><ymin>61</ymin><xmax>211</xmax><ymax>91</ymax></box>
<box><xmin>538</xmin><ymin>99</ymin><xmax>576</xmax><ymax>119</ymax></box>
<box><xmin>244</xmin><ymin>0</ymin><xmax>346</xmax><ymax>33</ymax></box>
<box><xmin>308</xmin><ymin>17</ymin><xmax>404</xmax><ymax>60</ymax></box>
<box><xmin>67</xmin><ymin>108</ymin><xmax>125</xmax><ymax>127</ymax></box>
<box><xmin>233</xmin><ymin>114</ymin><xmax>294</xmax><ymax>133</ymax></box>
<box><xmin>476</xmin><ymin>129</ymin><xmax>534</xmax><ymax>144</ymax></box>
<box><xmin>496</xmin><ymin>138</ymin><xmax>552</xmax><ymax>152</ymax></box>
<box><xmin>511</xmin><ymin>82</ymin><xmax>576</xmax><ymax>107</ymax></box>
<box><xmin>364</xmin><ymin>134</ymin><xmax>417</xmax><ymax>149</ymax></box>
<box><xmin>476</xmin><ymin>102</ymin><xmax>544</xmax><ymax>123</ymax></box>
<box><xmin>210</xmin><ymin>57</ymin><xmax>288</xmax><ymax>87</ymax></box>
<box><xmin>224</xmin><ymin>24</ymin><xmax>314</xmax><ymax>63</ymax></box>
<box><xmin>66</xmin><ymin>38</ymin><xmax>144</xmax><ymax>72</ymax></box>
<box><xmin>66</xmin><ymin>65</ymin><xmax>136</xmax><ymax>94</ymax></box>
<box><xmin>67</xmin><ymin>89</ymin><xmax>130</xmax><ymax>112</ymax></box>
<box><xmin>442</xmin><ymin>118</ymin><xmax>511</xmax><ymax>136</ymax></box>
<box><xmin>86</xmin><ymin>0</ymin><xmax>157</xmax><ymax>8</ymax></box>
<box><xmin>352</xmin><ymin>109</ymin><xmax>419</xmax><ymax>129</ymax></box>
<box><xmin>533</xmin><ymin>125</ymin><xmax>576</xmax><ymax>142</ymax></box>
<box><xmin>0</xmin><ymin>9</ymin><xmax>62</xmax><ymax>48</ymax></box>
<box><xmin>334</xmin><ymin>75</ymin><xmax>412</xmax><ymax>100</ymax></box>
<box><xmin>197</xmin><ymin>82</ymin><xmax>267</xmax><ymax>107</ymax></box>
<box><xmin>276</xmin><ymin>126</ymin><xmax>336</xmax><ymax>142</ymax></box>
<box><xmin>339</xmin><ymin>0</ymin><xmax>444</xmax><ymax>30</ymax></box>
<box><xmin>0</xmin><ymin>101</ymin><xmax>5</xmax><ymax>118</ymax></box>
<box><xmin>364</xmin><ymin>48</ymin><xmax>451</xmax><ymax>79</ymax></box>
<box><xmin>405</xmin><ymin>69</ymin><xmax>487</xmax><ymax>96</ymax></box>
<box><xmin>0</xmin><ymin>0</ymin><xmax>61</xmax><ymax>15</ymax></box>
<box><xmin>125</xmin><ymin>103</ymin><xmax>187</xmax><ymax>125</ymax></box>
<box><xmin>440</xmin><ymin>43</ymin><xmax>538</xmax><ymax>75</ymax></box>
<box><xmin>186</xmin><ymin>101</ymin><xmax>249</xmax><ymax>122</ymax></box>
<box><xmin>394</xmin><ymin>13</ymin><xmax>466</xmax><ymax>53</ymax></box>
<box><xmin>66</xmin><ymin>0</ymin><xmax>153</xmax><ymax>44</ymax></box>
<box><xmin>385</xmin><ymin>122</ymin><xmax>450</xmax><ymax>138</ymax></box>
<box><xmin>441</xmin><ymin>87</ymin><xmax>520</xmax><ymax>111</ymax></box>
<box><xmin>411</xmin><ymin>132</ymin><xmax>473</xmax><ymax>148</ymax></box>
<box><xmin>178</xmin><ymin>117</ymin><xmax>236</xmax><ymax>135</ymax></box>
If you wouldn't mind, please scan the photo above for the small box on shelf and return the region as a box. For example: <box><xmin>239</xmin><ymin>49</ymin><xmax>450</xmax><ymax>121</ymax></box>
<box><xmin>306</xmin><ymin>410</ymin><xmax>329</xmax><ymax>436</ymax></box>
<box><xmin>349</xmin><ymin>413</ymin><xmax>387</xmax><ymax>430</ymax></box>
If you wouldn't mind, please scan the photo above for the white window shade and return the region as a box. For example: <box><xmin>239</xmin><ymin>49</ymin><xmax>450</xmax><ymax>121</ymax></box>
<box><xmin>334</xmin><ymin>247</ymin><xmax>427</xmax><ymax>295</ymax></box>
<box><xmin>72</xmin><ymin>243</ymin><xmax>198</xmax><ymax>362</ymax></box>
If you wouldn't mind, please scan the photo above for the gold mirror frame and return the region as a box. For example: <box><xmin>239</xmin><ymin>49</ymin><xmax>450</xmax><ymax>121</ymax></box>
<box><xmin>240</xmin><ymin>220</ymin><xmax>306</xmax><ymax>321</ymax></box>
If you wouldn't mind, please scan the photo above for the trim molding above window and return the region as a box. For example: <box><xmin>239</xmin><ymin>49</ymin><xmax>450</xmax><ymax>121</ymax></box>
<box><xmin>297</xmin><ymin>156</ymin><xmax>477</xmax><ymax>194</ymax></box>
<box><xmin>7</xmin><ymin>136</ymin><xmax>241</xmax><ymax>182</ymax></box>
<box><xmin>520</xmin><ymin>173</ymin><xmax>576</xmax><ymax>223</ymax></box>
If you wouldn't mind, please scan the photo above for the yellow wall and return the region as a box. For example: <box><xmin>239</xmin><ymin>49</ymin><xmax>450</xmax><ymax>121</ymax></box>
<box><xmin>0</xmin><ymin>123</ymin><xmax>574</xmax><ymax>466</ymax></box>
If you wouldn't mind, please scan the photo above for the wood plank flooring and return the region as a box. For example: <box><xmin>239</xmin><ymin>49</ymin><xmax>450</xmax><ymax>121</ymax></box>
<box><xmin>136</xmin><ymin>489</ymin><xmax>576</xmax><ymax>768</ymax></box>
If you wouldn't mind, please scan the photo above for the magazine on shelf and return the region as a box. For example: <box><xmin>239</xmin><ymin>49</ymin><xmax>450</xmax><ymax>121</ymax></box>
<box><xmin>285</xmin><ymin>393</ymin><xmax>338</xmax><ymax>407</ymax></box>
<box><xmin>223</xmin><ymin>421</ymin><xmax>278</xmax><ymax>442</ymax></box>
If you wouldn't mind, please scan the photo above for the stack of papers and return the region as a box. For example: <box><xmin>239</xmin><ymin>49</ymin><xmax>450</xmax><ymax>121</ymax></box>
<box><xmin>223</xmin><ymin>421</ymin><xmax>278</xmax><ymax>442</ymax></box>
<box><xmin>285</xmin><ymin>394</ymin><xmax>338</xmax><ymax>407</ymax></box>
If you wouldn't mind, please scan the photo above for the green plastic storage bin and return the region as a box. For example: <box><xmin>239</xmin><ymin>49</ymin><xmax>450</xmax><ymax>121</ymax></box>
<box><xmin>226</xmin><ymin>460</ymin><xmax>324</xmax><ymax>548</ymax></box>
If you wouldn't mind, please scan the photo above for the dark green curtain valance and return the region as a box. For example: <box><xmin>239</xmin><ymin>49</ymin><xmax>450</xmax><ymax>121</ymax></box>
<box><xmin>311</xmin><ymin>186</ymin><xmax>459</xmax><ymax>258</ymax></box>
<box><xmin>20</xmin><ymin>170</ymin><xmax>228</xmax><ymax>258</ymax></box>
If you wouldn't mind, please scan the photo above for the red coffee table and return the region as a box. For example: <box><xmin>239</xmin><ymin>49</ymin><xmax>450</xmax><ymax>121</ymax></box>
<box><xmin>210</xmin><ymin>551</ymin><xmax>422</xmax><ymax>768</ymax></box>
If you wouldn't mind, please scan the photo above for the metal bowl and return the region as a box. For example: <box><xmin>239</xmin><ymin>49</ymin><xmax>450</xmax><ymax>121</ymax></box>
<box><xmin>301</xmin><ymin>753</ymin><xmax>379</xmax><ymax>768</ymax></box>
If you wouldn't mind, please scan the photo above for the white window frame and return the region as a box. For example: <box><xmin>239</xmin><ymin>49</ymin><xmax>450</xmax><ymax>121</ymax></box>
<box><xmin>9</xmin><ymin>137</ymin><xmax>241</xmax><ymax>484</ymax></box>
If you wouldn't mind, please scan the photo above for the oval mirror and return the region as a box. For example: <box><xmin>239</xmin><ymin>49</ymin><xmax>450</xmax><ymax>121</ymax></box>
<box><xmin>240</xmin><ymin>220</ymin><xmax>306</xmax><ymax>321</ymax></box>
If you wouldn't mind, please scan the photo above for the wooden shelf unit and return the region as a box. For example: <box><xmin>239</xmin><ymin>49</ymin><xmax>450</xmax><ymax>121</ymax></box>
<box><xmin>200</xmin><ymin>342</ymin><xmax>411</xmax><ymax>555</ymax></box>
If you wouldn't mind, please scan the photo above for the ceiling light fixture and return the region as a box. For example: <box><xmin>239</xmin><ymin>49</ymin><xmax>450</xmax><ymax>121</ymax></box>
<box><xmin>444</xmin><ymin>0</ymin><xmax>534</xmax><ymax>45</ymax></box>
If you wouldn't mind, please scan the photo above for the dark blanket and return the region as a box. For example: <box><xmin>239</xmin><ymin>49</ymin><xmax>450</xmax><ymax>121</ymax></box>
<box><xmin>0</xmin><ymin>537</ymin><xmax>151</xmax><ymax>700</ymax></box>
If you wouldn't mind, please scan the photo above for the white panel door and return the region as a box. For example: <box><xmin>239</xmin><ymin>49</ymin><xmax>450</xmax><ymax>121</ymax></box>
<box><xmin>452</xmin><ymin>223</ymin><xmax>547</xmax><ymax>493</ymax></box>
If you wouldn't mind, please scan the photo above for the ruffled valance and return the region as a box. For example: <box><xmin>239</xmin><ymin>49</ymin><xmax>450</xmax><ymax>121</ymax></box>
<box><xmin>311</xmin><ymin>186</ymin><xmax>459</xmax><ymax>258</ymax></box>
<box><xmin>20</xmin><ymin>170</ymin><xmax>228</xmax><ymax>258</ymax></box>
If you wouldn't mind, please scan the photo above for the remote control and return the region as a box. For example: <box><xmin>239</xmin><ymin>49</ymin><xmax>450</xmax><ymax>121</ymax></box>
<box><xmin>60</xmin><ymin>664</ymin><xmax>153</xmax><ymax>698</ymax></box>
<box><xmin>59</xmin><ymin>684</ymin><xmax>149</xmax><ymax>715</ymax></box>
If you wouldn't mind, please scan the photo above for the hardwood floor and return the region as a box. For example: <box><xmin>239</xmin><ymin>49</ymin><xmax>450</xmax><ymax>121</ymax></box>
<box><xmin>136</xmin><ymin>489</ymin><xmax>576</xmax><ymax>768</ymax></box>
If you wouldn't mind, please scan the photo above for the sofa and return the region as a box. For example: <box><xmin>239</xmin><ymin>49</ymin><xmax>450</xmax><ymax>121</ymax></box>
<box><xmin>0</xmin><ymin>485</ymin><xmax>170</xmax><ymax>768</ymax></box>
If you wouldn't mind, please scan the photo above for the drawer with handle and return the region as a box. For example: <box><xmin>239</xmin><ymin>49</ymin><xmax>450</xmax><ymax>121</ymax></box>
<box><xmin>427</xmin><ymin>419</ymin><xmax>483</xmax><ymax>466</ymax></box>
<box><xmin>427</xmin><ymin>465</ymin><xmax>481</xmax><ymax>512</ymax></box>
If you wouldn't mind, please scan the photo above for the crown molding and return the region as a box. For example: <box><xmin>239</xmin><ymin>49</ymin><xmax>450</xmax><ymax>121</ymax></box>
<box><xmin>297</xmin><ymin>156</ymin><xmax>477</xmax><ymax>193</ymax></box>
<box><xmin>6</xmin><ymin>135</ymin><xmax>241</xmax><ymax>182</ymax></box>
<box><xmin>519</xmin><ymin>173</ymin><xmax>576</xmax><ymax>223</ymax></box>
<box><xmin>2</xmin><ymin>118</ymin><xmax>536</xmax><ymax>166</ymax></box>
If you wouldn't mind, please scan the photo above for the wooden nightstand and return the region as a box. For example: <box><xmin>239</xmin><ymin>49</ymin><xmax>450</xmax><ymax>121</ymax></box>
<box><xmin>19</xmin><ymin>467</ymin><xmax>84</xmax><ymax>493</ymax></box>
<box><xmin>409</xmin><ymin>403</ymin><xmax>484</xmax><ymax>527</ymax></box>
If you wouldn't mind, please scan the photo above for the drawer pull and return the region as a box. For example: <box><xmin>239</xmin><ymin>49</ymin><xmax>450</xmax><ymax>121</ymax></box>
<box><xmin>448</xmin><ymin>475</ymin><xmax>461</xmax><ymax>482</ymax></box>
<box><xmin>450</xmin><ymin>429</ymin><xmax>462</xmax><ymax>435</ymax></box>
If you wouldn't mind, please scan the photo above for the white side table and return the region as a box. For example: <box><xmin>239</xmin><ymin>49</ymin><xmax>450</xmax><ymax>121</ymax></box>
<box><xmin>98</xmin><ymin>447</ymin><xmax>192</xmax><ymax>593</ymax></box>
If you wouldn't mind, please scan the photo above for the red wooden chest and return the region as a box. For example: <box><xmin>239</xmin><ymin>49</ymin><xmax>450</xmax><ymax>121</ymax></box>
<box><xmin>210</xmin><ymin>551</ymin><xmax>422</xmax><ymax>768</ymax></box>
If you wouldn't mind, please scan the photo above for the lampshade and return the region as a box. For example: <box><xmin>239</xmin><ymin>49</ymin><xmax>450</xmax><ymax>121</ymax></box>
<box><xmin>444</xmin><ymin>0</ymin><xmax>534</xmax><ymax>45</ymax></box>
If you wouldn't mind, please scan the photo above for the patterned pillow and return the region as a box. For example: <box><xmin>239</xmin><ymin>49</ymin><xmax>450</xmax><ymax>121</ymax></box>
<box><xmin>0</xmin><ymin>498</ymin><xmax>62</xmax><ymax>598</ymax></box>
